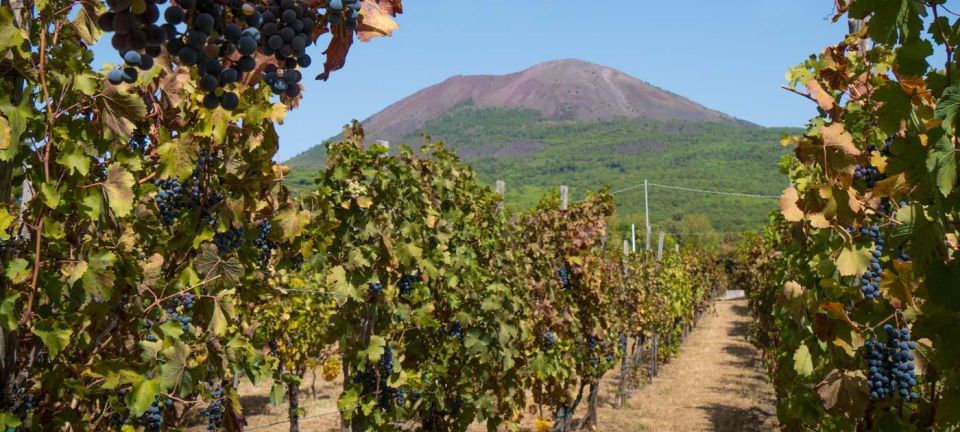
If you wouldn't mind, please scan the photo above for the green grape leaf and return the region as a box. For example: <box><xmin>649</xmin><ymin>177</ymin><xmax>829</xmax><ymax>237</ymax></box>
<box><xmin>270</xmin><ymin>383</ymin><xmax>285</xmax><ymax>405</ymax></box>
<box><xmin>0</xmin><ymin>98</ymin><xmax>31</xmax><ymax>161</ymax></box>
<box><xmin>0</xmin><ymin>7</ymin><xmax>27</xmax><ymax>54</ymax></box>
<box><xmin>41</xmin><ymin>182</ymin><xmax>62</xmax><ymax>209</ymax></box>
<box><xmin>104</xmin><ymin>164</ymin><xmax>135</xmax><ymax>217</ymax></box>
<box><xmin>0</xmin><ymin>115</ymin><xmax>10</xmax><ymax>152</ymax></box>
<box><xmin>81</xmin><ymin>250</ymin><xmax>116</xmax><ymax>300</ymax></box>
<box><xmin>80</xmin><ymin>188</ymin><xmax>103</xmax><ymax>220</ymax></box>
<box><xmin>72</xmin><ymin>0</ymin><xmax>104</xmax><ymax>45</ymax></box>
<box><xmin>160</xmin><ymin>340</ymin><xmax>191</xmax><ymax>393</ymax></box>
<box><xmin>936</xmin><ymin>86</ymin><xmax>960</xmax><ymax>135</ymax></box>
<box><xmin>836</xmin><ymin>244</ymin><xmax>872</xmax><ymax>277</ymax></box>
<box><xmin>327</xmin><ymin>265</ymin><xmax>359</xmax><ymax>302</ymax></box>
<box><xmin>56</xmin><ymin>145</ymin><xmax>91</xmax><ymax>176</ymax></box>
<box><xmin>157</xmin><ymin>136</ymin><xmax>199</xmax><ymax>179</ymax></box>
<box><xmin>793</xmin><ymin>344</ymin><xmax>814</xmax><ymax>377</ymax></box>
<box><xmin>924</xmin><ymin>127</ymin><xmax>958</xmax><ymax>197</ymax></box>
<box><xmin>208</xmin><ymin>291</ymin><xmax>232</xmax><ymax>337</ymax></box>
<box><xmin>0</xmin><ymin>411</ymin><xmax>22</xmax><ymax>429</ymax></box>
<box><xmin>895</xmin><ymin>38</ymin><xmax>932</xmax><ymax>76</ymax></box>
<box><xmin>72</xmin><ymin>72</ymin><xmax>100</xmax><ymax>97</ymax></box>
<box><xmin>360</xmin><ymin>335</ymin><xmax>386</xmax><ymax>362</ymax></box>
<box><xmin>195</xmin><ymin>244</ymin><xmax>243</xmax><ymax>287</ymax></box>
<box><xmin>31</xmin><ymin>320</ymin><xmax>73</xmax><ymax>357</ymax></box>
<box><xmin>158</xmin><ymin>320</ymin><xmax>184</xmax><ymax>340</ymax></box>
<box><xmin>5</xmin><ymin>258</ymin><xmax>30</xmax><ymax>284</ymax></box>
<box><xmin>0</xmin><ymin>207</ymin><xmax>13</xmax><ymax>241</ymax></box>
<box><xmin>61</xmin><ymin>260</ymin><xmax>88</xmax><ymax>287</ymax></box>
<box><xmin>0</xmin><ymin>292</ymin><xmax>19</xmax><ymax>331</ymax></box>
<box><xmin>128</xmin><ymin>377</ymin><xmax>162</xmax><ymax>417</ymax></box>
<box><xmin>96</xmin><ymin>85</ymin><xmax>146</xmax><ymax>139</ymax></box>
<box><xmin>338</xmin><ymin>387</ymin><xmax>360</xmax><ymax>416</ymax></box>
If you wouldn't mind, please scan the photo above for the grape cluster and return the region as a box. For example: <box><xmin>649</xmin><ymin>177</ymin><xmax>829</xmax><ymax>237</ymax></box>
<box><xmin>259</xmin><ymin>0</ymin><xmax>318</xmax><ymax>97</ymax></box>
<box><xmin>128</xmin><ymin>131</ymin><xmax>150</xmax><ymax>153</ymax></box>
<box><xmin>543</xmin><ymin>330</ymin><xmax>557</xmax><ymax>349</ymax></box>
<box><xmin>155</xmin><ymin>178</ymin><xmax>196</xmax><ymax>225</ymax></box>
<box><xmin>98</xmin><ymin>0</ymin><xmax>165</xmax><ymax>85</ymax></box>
<box><xmin>161</xmin><ymin>0</ymin><xmax>265</xmax><ymax>110</ymax></box>
<box><xmin>448</xmin><ymin>321</ymin><xmax>465</xmax><ymax>345</ymax></box>
<box><xmin>399</xmin><ymin>273</ymin><xmax>420</xmax><ymax>295</ymax></box>
<box><xmin>368</xmin><ymin>281</ymin><xmax>384</xmax><ymax>297</ymax></box>
<box><xmin>199</xmin><ymin>386</ymin><xmax>226</xmax><ymax>431</ymax></box>
<box><xmin>327</xmin><ymin>0</ymin><xmax>361</xmax><ymax>31</ymax></box>
<box><xmin>558</xmin><ymin>266</ymin><xmax>571</xmax><ymax>290</ymax></box>
<box><xmin>290</xmin><ymin>253</ymin><xmax>304</xmax><ymax>271</ymax></box>
<box><xmin>897</xmin><ymin>248</ymin><xmax>911</xmax><ymax>262</ymax></box>
<box><xmin>352</xmin><ymin>344</ymin><xmax>405</xmax><ymax>410</ymax></box>
<box><xmin>858</xmin><ymin>225</ymin><xmax>884</xmax><ymax>300</ymax></box>
<box><xmin>865</xmin><ymin>324</ymin><xmax>918</xmax><ymax>402</ymax></box>
<box><xmin>140</xmin><ymin>399</ymin><xmax>167</xmax><ymax>432</ymax></box>
<box><xmin>163</xmin><ymin>295</ymin><xmax>194</xmax><ymax>331</ymax></box>
<box><xmin>255</xmin><ymin>220</ymin><xmax>275</xmax><ymax>269</ymax></box>
<box><xmin>213</xmin><ymin>226</ymin><xmax>245</xmax><ymax>253</ymax></box>
<box><xmin>853</xmin><ymin>164</ymin><xmax>885</xmax><ymax>188</ymax></box>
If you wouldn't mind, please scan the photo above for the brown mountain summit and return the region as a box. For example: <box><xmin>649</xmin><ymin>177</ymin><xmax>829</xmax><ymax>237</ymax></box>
<box><xmin>359</xmin><ymin>59</ymin><xmax>740</xmax><ymax>142</ymax></box>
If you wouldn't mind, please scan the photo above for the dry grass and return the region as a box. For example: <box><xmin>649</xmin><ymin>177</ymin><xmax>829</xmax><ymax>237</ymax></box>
<box><xmin>200</xmin><ymin>299</ymin><xmax>776</xmax><ymax>432</ymax></box>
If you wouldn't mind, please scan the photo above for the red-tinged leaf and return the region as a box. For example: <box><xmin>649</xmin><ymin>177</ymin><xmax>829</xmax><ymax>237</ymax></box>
<box><xmin>372</xmin><ymin>0</ymin><xmax>402</xmax><ymax>16</ymax></box>
<box><xmin>316</xmin><ymin>28</ymin><xmax>354</xmax><ymax>81</ymax></box>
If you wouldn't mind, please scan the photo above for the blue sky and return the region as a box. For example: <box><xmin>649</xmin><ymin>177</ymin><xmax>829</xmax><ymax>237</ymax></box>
<box><xmin>93</xmin><ymin>1</ymin><xmax>849</xmax><ymax>161</ymax></box>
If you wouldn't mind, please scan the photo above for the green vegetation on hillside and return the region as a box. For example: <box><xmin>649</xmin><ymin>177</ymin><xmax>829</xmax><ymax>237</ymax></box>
<box><xmin>285</xmin><ymin>105</ymin><xmax>796</xmax><ymax>237</ymax></box>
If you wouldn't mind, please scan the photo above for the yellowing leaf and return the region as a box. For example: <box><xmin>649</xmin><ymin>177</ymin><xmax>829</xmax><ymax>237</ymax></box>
<box><xmin>806</xmin><ymin>80</ymin><xmax>836</xmax><ymax>111</ymax></box>
<box><xmin>836</xmin><ymin>243</ymin><xmax>872</xmax><ymax>276</ymax></box>
<box><xmin>780</xmin><ymin>187</ymin><xmax>804</xmax><ymax>222</ymax></box>
<box><xmin>32</xmin><ymin>320</ymin><xmax>73</xmax><ymax>357</ymax></box>
<box><xmin>61</xmin><ymin>260</ymin><xmax>88</xmax><ymax>287</ymax></box>
<box><xmin>794</xmin><ymin>344</ymin><xmax>814</xmax><ymax>377</ymax></box>
<box><xmin>821</xmin><ymin>123</ymin><xmax>861</xmax><ymax>156</ymax></box>
<box><xmin>357</xmin><ymin>1</ymin><xmax>399</xmax><ymax>42</ymax></box>
<box><xmin>782</xmin><ymin>281</ymin><xmax>804</xmax><ymax>299</ymax></box>
<box><xmin>104</xmin><ymin>165</ymin><xmax>135</xmax><ymax>217</ymax></box>
<box><xmin>0</xmin><ymin>115</ymin><xmax>10</xmax><ymax>151</ymax></box>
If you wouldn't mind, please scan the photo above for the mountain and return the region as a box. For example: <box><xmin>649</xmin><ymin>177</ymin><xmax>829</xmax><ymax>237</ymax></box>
<box><xmin>285</xmin><ymin>60</ymin><xmax>795</xmax><ymax>235</ymax></box>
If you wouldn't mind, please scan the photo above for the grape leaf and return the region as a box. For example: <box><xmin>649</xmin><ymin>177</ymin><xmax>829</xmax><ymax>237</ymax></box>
<box><xmin>779</xmin><ymin>187</ymin><xmax>804</xmax><ymax>222</ymax></box>
<box><xmin>816</xmin><ymin>369</ymin><xmax>868</xmax><ymax>414</ymax></box>
<box><xmin>160</xmin><ymin>341</ymin><xmax>191</xmax><ymax>393</ymax></box>
<box><xmin>96</xmin><ymin>85</ymin><xmax>146</xmax><ymax>138</ymax></box>
<box><xmin>924</xmin><ymin>127</ymin><xmax>958</xmax><ymax>197</ymax></box>
<box><xmin>276</xmin><ymin>208</ymin><xmax>310</xmax><ymax>241</ymax></box>
<box><xmin>0</xmin><ymin>292</ymin><xmax>19</xmax><ymax>331</ymax></box>
<box><xmin>357</xmin><ymin>1</ymin><xmax>399</xmax><ymax>42</ymax></box>
<box><xmin>821</xmin><ymin>123</ymin><xmax>861</xmax><ymax>156</ymax></box>
<box><xmin>935</xmin><ymin>86</ymin><xmax>960</xmax><ymax>135</ymax></box>
<box><xmin>360</xmin><ymin>335</ymin><xmax>386</xmax><ymax>361</ymax></box>
<box><xmin>5</xmin><ymin>258</ymin><xmax>30</xmax><ymax>284</ymax></box>
<box><xmin>806</xmin><ymin>80</ymin><xmax>836</xmax><ymax>112</ymax></box>
<box><xmin>836</xmin><ymin>244</ymin><xmax>872</xmax><ymax>276</ymax></box>
<box><xmin>0</xmin><ymin>411</ymin><xmax>22</xmax><ymax>429</ymax></box>
<box><xmin>128</xmin><ymin>377</ymin><xmax>162</xmax><ymax>417</ymax></box>
<box><xmin>0</xmin><ymin>115</ymin><xmax>10</xmax><ymax>152</ymax></box>
<box><xmin>327</xmin><ymin>265</ymin><xmax>359</xmax><ymax>302</ymax></box>
<box><xmin>104</xmin><ymin>164</ymin><xmax>135</xmax><ymax>217</ymax></box>
<box><xmin>81</xmin><ymin>250</ymin><xmax>116</xmax><ymax>300</ymax></box>
<box><xmin>56</xmin><ymin>144</ymin><xmax>91</xmax><ymax>176</ymax></box>
<box><xmin>316</xmin><ymin>28</ymin><xmax>353</xmax><ymax>81</ymax></box>
<box><xmin>794</xmin><ymin>344</ymin><xmax>814</xmax><ymax>377</ymax></box>
<box><xmin>195</xmin><ymin>244</ymin><xmax>243</xmax><ymax>286</ymax></box>
<box><xmin>32</xmin><ymin>320</ymin><xmax>73</xmax><ymax>357</ymax></box>
<box><xmin>61</xmin><ymin>260</ymin><xmax>88</xmax><ymax>287</ymax></box>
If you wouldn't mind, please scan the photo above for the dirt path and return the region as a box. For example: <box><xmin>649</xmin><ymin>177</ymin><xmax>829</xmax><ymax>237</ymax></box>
<box><xmin>596</xmin><ymin>299</ymin><xmax>777</xmax><ymax>432</ymax></box>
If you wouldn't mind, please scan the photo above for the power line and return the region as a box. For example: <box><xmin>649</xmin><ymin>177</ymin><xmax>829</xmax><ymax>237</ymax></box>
<box><xmin>612</xmin><ymin>181</ymin><xmax>780</xmax><ymax>199</ymax></box>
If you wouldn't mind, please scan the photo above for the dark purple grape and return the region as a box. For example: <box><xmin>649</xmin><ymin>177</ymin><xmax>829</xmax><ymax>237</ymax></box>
<box><xmin>199</xmin><ymin>74</ymin><xmax>219</xmax><ymax>91</ymax></box>
<box><xmin>111</xmin><ymin>33</ymin><xmax>132</xmax><ymax>51</ymax></box>
<box><xmin>236</xmin><ymin>55</ymin><xmax>256</xmax><ymax>72</ymax></box>
<box><xmin>237</xmin><ymin>36</ymin><xmax>257</xmax><ymax>55</ymax></box>
<box><xmin>164</xmin><ymin>6</ymin><xmax>184</xmax><ymax>24</ymax></box>
<box><xmin>113</xmin><ymin>12</ymin><xmax>137</xmax><ymax>35</ymax></box>
<box><xmin>220</xmin><ymin>68</ymin><xmax>239</xmax><ymax>85</ymax></box>
<box><xmin>121</xmin><ymin>67</ymin><xmax>138</xmax><ymax>83</ymax></box>
<box><xmin>203</xmin><ymin>93</ymin><xmax>220</xmax><ymax>109</ymax></box>
<box><xmin>284</xmin><ymin>84</ymin><xmax>300</xmax><ymax>97</ymax></box>
<box><xmin>194</xmin><ymin>13</ymin><xmax>215</xmax><ymax>33</ymax></box>
<box><xmin>224</xmin><ymin>23</ymin><xmax>242</xmax><ymax>41</ymax></box>
<box><xmin>128</xmin><ymin>29</ymin><xmax>147</xmax><ymax>50</ymax></box>
<box><xmin>220</xmin><ymin>92</ymin><xmax>239</xmax><ymax>110</ymax></box>
<box><xmin>97</xmin><ymin>12</ymin><xmax>116</xmax><ymax>31</ymax></box>
<box><xmin>279</xmin><ymin>26</ymin><xmax>294</xmax><ymax>41</ymax></box>
<box><xmin>107</xmin><ymin>0</ymin><xmax>132</xmax><ymax>11</ymax></box>
<box><xmin>123</xmin><ymin>50</ymin><xmax>142</xmax><ymax>66</ymax></box>
<box><xmin>138</xmin><ymin>54</ymin><xmax>154</xmax><ymax>70</ymax></box>
<box><xmin>139</xmin><ymin>3</ymin><xmax>160</xmax><ymax>24</ymax></box>
<box><xmin>177</xmin><ymin>46</ymin><xmax>199</xmax><ymax>65</ymax></box>
<box><xmin>107</xmin><ymin>69</ymin><xmax>124</xmax><ymax>85</ymax></box>
<box><xmin>268</xmin><ymin>34</ymin><xmax>283</xmax><ymax>50</ymax></box>
<box><xmin>297</xmin><ymin>54</ymin><xmax>311</xmax><ymax>68</ymax></box>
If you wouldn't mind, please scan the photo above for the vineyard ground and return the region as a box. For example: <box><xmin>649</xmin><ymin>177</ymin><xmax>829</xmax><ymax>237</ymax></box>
<box><xmin>195</xmin><ymin>299</ymin><xmax>776</xmax><ymax>431</ymax></box>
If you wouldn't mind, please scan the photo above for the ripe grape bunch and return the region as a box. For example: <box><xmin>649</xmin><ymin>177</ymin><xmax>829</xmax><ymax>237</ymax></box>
<box><xmin>213</xmin><ymin>226</ymin><xmax>245</xmax><ymax>253</ymax></box>
<box><xmin>255</xmin><ymin>220</ymin><xmax>275</xmax><ymax>269</ymax></box>
<box><xmin>163</xmin><ymin>293</ymin><xmax>195</xmax><ymax>331</ymax></box>
<box><xmin>154</xmin><ymin>177</ymin><xmax>197</xmax><ymax>226</ymax></box>
<box><xmin>98</xmin><ymin>0</ymin><xmax>166</xmax><ymax>85</ymax></box>
<box><xmin>199</xmin><ymin>385</ymin><xmax>226</xmax><ymax>431</ymax></box>
<box><xmin>139</xmin><ymin>398</ymin><xmax>170</xmax><ymax>432</ymax></box>
<box><xmin>558</xmin><ymin>266</ymin><xmax>571</xmax><ymax>290</ymax></box>
<box><xmin>858</xmin><ymin>225</ymin><xmax>884</xmax><ymax>300</ymax></box>
<box><xmin>259</xmin><ymin>0</ymin><xmax>319</xmax><ymax>97</ymax></box>
<box><xmin>368</xmin><ymin>281</ymin><xmax>385</xmax><ymax>297</ymax></box>
<box><xmin>853</xmin><ymin>163</ymin><xmax>885</xmax><ymax>188</ymax></box>
<box><xmin>543</xmin><ymin>330</ymin><xmax>557</xmax><ymax>350</ymax></box>
<box><xmin>448</xmin><ymin>321</ymin><xmax>465</xmax><ymax>345</ymax></box>
<box><xmin>864</xmin><ymin>324</ymin><xmax>918</xmax><ymax>402</ymax></box>
<box><xmin>399</xmin><ymin>273</ymin><xmax>420</xmax><ymax>295</ymax></box>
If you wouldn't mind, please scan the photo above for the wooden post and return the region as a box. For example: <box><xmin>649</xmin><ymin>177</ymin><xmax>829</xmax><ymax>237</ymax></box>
<box><xmin>644</xmin><ymin>179</ymin><xmax>651</xmax><ymax>251</ymax></box>
<box><xmin>631</xmin><ymin>224</ymin><xmax>636</xmax><ymax>253</ymax></box>
<box><xmin>651</xmin><ymin>331</ymin><xmax>659</xmax><ymax>379</ymax></box>
<box><xmin>560</xmin><ymin>185</ymin><xmax>568</xmax><ymax>210</ymax></box>
<box><xmin>656</xmin><ymin>231</ymin><xmax>665</xmax><ymax>261</ymax></box>
<box><xmin>496</xmin><ymin>180</ymin><xmax>505</xmax><ymax>210</ymax></box>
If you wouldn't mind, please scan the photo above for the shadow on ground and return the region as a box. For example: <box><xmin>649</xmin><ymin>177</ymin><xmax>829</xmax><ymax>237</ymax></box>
<box><xmin>699</xmin><ymin>403</ymin><xmax>775</xmax><ymax>432</ymax></box>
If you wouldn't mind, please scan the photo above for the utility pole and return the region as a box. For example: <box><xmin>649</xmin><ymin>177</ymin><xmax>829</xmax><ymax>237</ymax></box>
<box><xmin>559</xmin><ymin>185</ymin><xmax>568</xmax><ymax>210</ymax></box>
<box><xmin>644</xmin><ymin>179</ymin><xmax>651</xmax><ymax>251</ymax></box>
